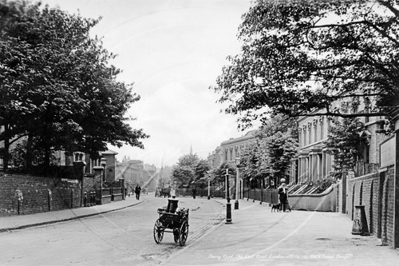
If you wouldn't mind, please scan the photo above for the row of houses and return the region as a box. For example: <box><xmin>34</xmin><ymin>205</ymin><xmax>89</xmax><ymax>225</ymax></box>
<box><xmin>206</xmin><ymin>97</ymin><xmax>389</xmax><ymax>186</ymax></box>
<box><xmin>291</xmin><ymin>103</ymin><xmax>389</xmax><ymax>184</ymax></box>
<box><xmin>206</xmin><ymin>96</ymin><xmax>399</xmax><ymax>250</ymax></box>
<box><xmin>207</xmin><ymin>129</ymin><xmax>258</xmax><ymax>169</ymax></box>
<box><xmin>115</xmin><ymin>160</ymin><xmax>159</xmax><ymax>194</ymax></box>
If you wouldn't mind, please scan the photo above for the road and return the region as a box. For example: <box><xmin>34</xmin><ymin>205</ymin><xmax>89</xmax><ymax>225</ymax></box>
<box><xmin>0</xmin><ymin>195</ymin><xmax>224</xmax><ymax>266</ymax></box>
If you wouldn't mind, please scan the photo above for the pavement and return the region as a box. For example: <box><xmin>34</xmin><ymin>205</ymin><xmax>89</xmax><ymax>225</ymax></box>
<box><xmin>164</xmin><ymin>199</ymin><xmax>399</xmax><ymax>266</ymax></box>
<box><xmin>1</xmin><ymin>195</ymin><xmax>399</xmax><ymax>266</ymax></box>
<box><xmin>0</xmin><ymin>194</ymin><xmax>144</xmax><ymax>233</ymax></box>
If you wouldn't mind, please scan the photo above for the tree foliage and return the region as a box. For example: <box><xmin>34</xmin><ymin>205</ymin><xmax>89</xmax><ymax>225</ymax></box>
<box><xmin>239</xmin><ymin>114</ymin><xmax>298</xmax><ymax>187</ymax></box>
<box><xmin>172</xmin><ymin>154</ymin><xmax>210</xmax><ymax>186</ymax></box>
<box><xmin>213</xmin><ymin>161</ymin><xmax>236</xmax><ymax>183</ymax></box>
<box><xmin>195</xmin><ymin>159</ymin><xmax>211</xmax><ymax>180</ymax></box>
<box><xmin>324</xmin><ymin>114</ymin><xmax>367</xmax><ymax>176</ymax></box>
<box><xmin>0</xmin><ymin>0</ymin><xmax>148</xmax><ymax>171</ymax></box>
<box><xmin>211</xmin><ymin>0</ymin><xmax>399</xmax><ymax>129</ymax></box>
<box><xmin>172</xmin><ymin>165</ymin><xmax>194</xmax><ymax>187</ymax></box>
<box><xmin>239</xmin><ymin>141</ymin><xmax>260</xmax><ymax>182</ymax></box>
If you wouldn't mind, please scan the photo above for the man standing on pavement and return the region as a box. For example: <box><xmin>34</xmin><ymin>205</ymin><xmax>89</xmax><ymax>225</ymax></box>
<box><xmin>192</xmin><ymin>186</ymin><xmax>197</xmax><ymax>199</ymax></box>
<box><xmin>135</xmin><ymin>185</ymin><xmax>141</xmax><ymax>200</ymax></box>
<box><xmin>278</xmin><ymin>178</ymin><xmax>289</xmax><ymax>212</ymax></box>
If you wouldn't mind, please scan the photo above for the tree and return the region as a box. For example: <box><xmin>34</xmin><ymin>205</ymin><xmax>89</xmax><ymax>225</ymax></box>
<box><xmin>0</xmin><ymin>0</ymin><xmax>42</xmax><ymax>170</ymax></box>
<box><xmin>171</xmin><ymin>165</ymin><xmax>194</xmax><ymax>187</ymax></box>
<box><xmin>177</xmin><ymin>154</ymin><xmax>200</xmax><ymax>168</ymax></box>
<box><xmin>171</xmin><ymin>154</ymin><xmax>210</xmax><ymax>186</ymax></box>
<box><xmin>263</xmin><ymin>130</ymin><xmax>298</xmax><ymax>185</ymax></box>
<box><xmin>324</xmin><ymin>114</ymin><xmax>367</xmax><ymax>178</ymax></box>
<box><xmin>211</xmin><ymin>0</ymin><xmax>399</xmax><ymax>129</ymax></box>
<box><xmin>239</xmin><ymin>141</ymin><xmax>261</xmax><ymax>186</ymax></box>
<box><xmin>256</xmin><ymin>114</ymin><xmax>298</xmax><ymax>186</ymax></box>
<box><xmin>238</xmin><ymin>114</ymin><xmax>298</xmax><ymax>187</ymax></box>
<box><xmin>213</xmin><ymin>162</ymin><xmax>236</xmax><ymax>183</ymax></box>
<box><xmin>194</xmin><ymin>159</ymin><xmax>211</xmax><ymax>180</ymax></box>
<box><xmin>0</xmin><ymin>1</ymin><xmax>148</xmax><ymax>172</ymax></box>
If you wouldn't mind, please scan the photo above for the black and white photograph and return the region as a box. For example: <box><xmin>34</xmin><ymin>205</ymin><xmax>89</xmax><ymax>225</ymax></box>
<box><xmin>1</xmin><ymin>0</ymin><xmax>399</xmax><ymax>265</ymax></box>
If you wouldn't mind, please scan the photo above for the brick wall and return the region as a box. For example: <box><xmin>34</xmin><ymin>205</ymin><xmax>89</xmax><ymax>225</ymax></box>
<box><xmin>384</xmin><ymin>167</ymin><xmax>395</xmax><ymax>246</ymax></box>
<box><xmin>370</xmin><ymin>179</ymin><xmax>380</xmax><ymax>237</ymax></box>
<box><xmin>82</xmin><ymin>173</ymin><xmax>99</xmax><ymax>192</ymax></box>
<box><xmin>348</xmin><ymin>173</ymin><xmax>379</xmax><ymax>233</ymax></box>
<box><xmin>347</xmin><ymin>166</ymin><xmax>395</xmax><ymax>247</ymax></box>
<box><xmin>0</xmin><ymin>173</ymin><xmax>81</xmax><ymax>216</ymax></box>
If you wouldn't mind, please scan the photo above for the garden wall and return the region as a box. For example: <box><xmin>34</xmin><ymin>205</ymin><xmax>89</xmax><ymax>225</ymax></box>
<box><xmin>288</xmin><ymin>185</ymin><xmax>337</xmax><ymax>212</ymax></box>
<box><xmin>0</xmin><ymin>172</ymin><xmax>81</xmax><ymax>216</ymax></box>
<box><xmin>347</xmin><ymin>166</ymin><xmax>395</xmax><ymax>247</ymax></box>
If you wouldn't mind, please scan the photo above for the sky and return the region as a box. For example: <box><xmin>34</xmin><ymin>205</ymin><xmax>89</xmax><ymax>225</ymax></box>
<box><xmin>40</xmin><ymin>0</ymin><xmax>255</xmax><ymax>168</ymax></box>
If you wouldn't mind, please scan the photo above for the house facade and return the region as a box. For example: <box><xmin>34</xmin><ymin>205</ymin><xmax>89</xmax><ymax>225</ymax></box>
<box><xmin>143</xmin><ymin>163</ymin><xmax>157</xmax><ymax>192</ymax></box>
<box><xmin>293</xmin><ymin>113</ymin><xmax>334</xmax><ymax>184</ymax></box>
<box><xmin>207</xmin><ymin>130</ymin><xmax>258</xmax><ymax>169</ymax></box>
<box><xmin>290</xmin><ymin>97</ymin><xmax>388</xmax><ymax>184</ymax></box>
<box><xmin>207</xmin><ymin>146</ymin><xmax>222</xmax><ymax>169</ymax></box>
<box><xmin>220</xmin><ymin>130</ymin><xmax>258</xmax><ymax>166</ymax></box>
<box><xmin>115</xmin><ymin>160</ymin><xmax>144</xmax><ymax>192</ymax></box>
<box><xmin>286</xmin><ymin>96</ymin><xmax>399</xmax><ymax>249</ymax></box>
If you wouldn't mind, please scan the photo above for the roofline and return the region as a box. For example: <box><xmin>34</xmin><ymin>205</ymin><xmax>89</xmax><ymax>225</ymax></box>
<box><xmin>221</xmin><ymin>135</ymin><xmax>256</xmax><ymax>146</ymax></box>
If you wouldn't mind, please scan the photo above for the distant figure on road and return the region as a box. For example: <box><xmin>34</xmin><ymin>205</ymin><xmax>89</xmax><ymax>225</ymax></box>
<box><xmin>278</xmin><ymin>179</ymin><xmax>289</xmax><ymax>212</ymax></box>
<box><xmin>135</xmin><ymin>185</ymin><xmax>141</xmax><ymax>200</ymax></box>
<box><xmin>192</xmin><ymin>187</ymin><xmax>197</xmax><ymax>199</ymax></box>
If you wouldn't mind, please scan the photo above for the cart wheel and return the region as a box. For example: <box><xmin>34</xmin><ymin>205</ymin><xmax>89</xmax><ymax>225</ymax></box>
<box><xmin>178</xmin><ymin>222</ymin><xmax>189</xmax><ymax>246</ymax></box>
<box><xmin>173</xmin><ymin>228</ymin><xmax>179</xmax><ymax>243</ymax></box>
<box><xmin>153</xmin><ymin>219</ymin><xmax>164</xmax><ymax>244</ymax></box>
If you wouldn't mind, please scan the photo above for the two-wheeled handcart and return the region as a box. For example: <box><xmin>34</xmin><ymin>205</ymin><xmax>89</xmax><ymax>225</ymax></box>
<box><xmin>153</xmin><ymin>197</ymin><xmax>189</xmax><ymax>246</ymax></box>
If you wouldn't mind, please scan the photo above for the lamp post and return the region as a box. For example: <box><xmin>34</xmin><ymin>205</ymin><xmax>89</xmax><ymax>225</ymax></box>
<box><xmin>100</xmin><ymin>158</ymin><xmax>107</xmax><ymax>204</ymax></box>
<box><xmin>235</xmin><ymin>157</ymin><xmax>241</xmax><ymax>210</ymax></box>
<box><xmin>207</xmin><ymin>170</ymin><xmax>213</xmax><ymax>200</ymax></box>
<box><xmin>207</xmin><ymin>175</ymin><xmax>211</xmax><ymax>200</ymax></box>
<box><xmin>225</xmin><ymin>169</ymin><xmax>232</xmax><ymax>224</ymax></box>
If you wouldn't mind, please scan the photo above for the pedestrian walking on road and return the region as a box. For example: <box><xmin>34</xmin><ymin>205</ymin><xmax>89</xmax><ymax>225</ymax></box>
<box><xmin>278</xmin><ymin>179</ymin><xmax>289</xmax><ymax>212</ymax></box>
<box><xmin>135</xmin><ymin>185</ymin><xmax>141</xmax><ymax>200</ymax></box>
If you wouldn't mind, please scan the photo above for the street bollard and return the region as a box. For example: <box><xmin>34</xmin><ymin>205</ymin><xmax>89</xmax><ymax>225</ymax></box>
<box><xmin>226</xmin><ymin>200</ymin><xmax>232</xmax><ymax>224</ymax></box>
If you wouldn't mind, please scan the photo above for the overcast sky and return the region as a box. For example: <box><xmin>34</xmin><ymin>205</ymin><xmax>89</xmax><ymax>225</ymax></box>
<box><xmin>41</xmin><ymin>0</ymin><xmax>255</xmax><ymax>168</ymax></box>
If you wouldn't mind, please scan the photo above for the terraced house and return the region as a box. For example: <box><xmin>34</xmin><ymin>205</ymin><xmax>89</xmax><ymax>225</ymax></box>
<box><xmin>291</xmin><ymin>97</ymin><xmax>388</xmax><ymax>186</ymax></box>
<box><xmin>207</xmin><ymin>130</ymin><xmax>258</xmax><ymax>169</ymax></box>
<box><xmin>288</xmin><ymin>95</ymin><xmax>399</xmax><ymax>250</ymax></box>
<box><xmin>220</xmin><ymin>130</ymin><xmax>258</xmax><ymax>165</ymax></box>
